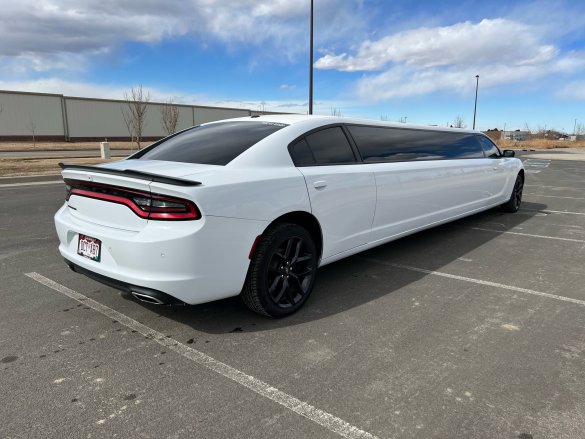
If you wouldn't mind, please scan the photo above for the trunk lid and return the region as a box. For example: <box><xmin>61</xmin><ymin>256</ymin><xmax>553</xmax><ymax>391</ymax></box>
<box><xmin>61</xmin><ymin>160</ymin><xmax>220</xmax><ymax>231</ymax></box>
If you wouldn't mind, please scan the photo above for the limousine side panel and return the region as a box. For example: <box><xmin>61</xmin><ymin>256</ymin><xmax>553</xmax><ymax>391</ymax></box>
<box><xmin>369</xmin><ymin>158</ymin><xmax>499</xmax><ymax>242</ymax></box>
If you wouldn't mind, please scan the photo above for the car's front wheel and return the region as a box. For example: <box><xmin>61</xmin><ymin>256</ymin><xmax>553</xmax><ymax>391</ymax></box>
<box><xmin>242</xmin><ymin>223</ymin><xmax>318</xmax><ymax>318</ymax></box>
<box><xmin>500</xmin><ymin>173</ymin><xmax>524</xmax><ymax>213</ymax></box>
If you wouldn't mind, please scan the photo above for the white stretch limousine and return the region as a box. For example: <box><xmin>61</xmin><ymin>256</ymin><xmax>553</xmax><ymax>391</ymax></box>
<box><xmin>55</xmin><ymin>115</ymin><xmax>524</xmax><ymax>317</ymax></box>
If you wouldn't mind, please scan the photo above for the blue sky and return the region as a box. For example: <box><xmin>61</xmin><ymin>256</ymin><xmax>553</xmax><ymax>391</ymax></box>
<box><xmin>1</xmin><ymin>0</ymin><xmax>585</xmax><ymax>132</ymax></box>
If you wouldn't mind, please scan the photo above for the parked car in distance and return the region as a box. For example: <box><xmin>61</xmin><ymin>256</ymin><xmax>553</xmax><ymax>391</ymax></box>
<box><xmin>55</xmin><ymin>115</ymin><xmax>524</xmax><ymax>317</ymax></box>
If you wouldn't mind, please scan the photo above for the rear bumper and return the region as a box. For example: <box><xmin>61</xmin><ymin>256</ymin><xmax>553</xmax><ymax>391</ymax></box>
<box><xmin>54</xmin><ymin>203</ymin><xmax>267</xmax><ymax>304</ymax></box>
<box><xmin>64</xmin><ymin>259</ymin><xmax>183</xmax><ymax>305</ymax></box>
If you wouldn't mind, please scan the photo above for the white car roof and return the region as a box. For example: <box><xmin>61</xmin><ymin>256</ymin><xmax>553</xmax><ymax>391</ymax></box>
<box><xmin>222</xmin><ymin>114</ymin><xmax>480</xmax><ymax>135</ymax></box>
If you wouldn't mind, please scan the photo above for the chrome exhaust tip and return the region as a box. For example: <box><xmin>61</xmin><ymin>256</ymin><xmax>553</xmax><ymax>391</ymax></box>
<box><xmin>131</xmin><ymin>291</ymin><xmax>165</xmax><ymax>305</ymax></box>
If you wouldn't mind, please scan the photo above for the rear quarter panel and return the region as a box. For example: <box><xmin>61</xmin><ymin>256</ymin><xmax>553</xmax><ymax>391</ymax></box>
<box><xmin>150</xmin><ymin>166</ymin><xmax>311</xmax><ymax>222</ymax></box>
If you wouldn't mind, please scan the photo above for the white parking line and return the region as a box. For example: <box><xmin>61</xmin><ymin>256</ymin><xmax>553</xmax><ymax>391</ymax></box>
<box><xmin>25</xmin><ymin>272</ymin><xmax>377</xmax><ymax>439</ymax></box>
<box><xmin>522</xmin><ymin>208</ymin><xmax>585</xmax><ymax>216</ymax></box>
<box><xmin>525</xmin><ymin>184</ymin><xmax>585</xmax><ymax>191</ymax></box>
<box><xmin>525</xmin><ymin>193</ymin><xmax>585</xmax><ymax>200</ymax></box>
<box><xmin>470</xmin><ymin>227</ymin><xmax>585</xmax><ymax>243</ymax></box>
<box><xmin>360</xmin><ymin>258</ymin><xmax>585</xmax><ymax>307</ymax></box>
<box><xmin>0</xmin><ymin>180</ymin><xmax>62</xmax><ymax>188</ymax></box>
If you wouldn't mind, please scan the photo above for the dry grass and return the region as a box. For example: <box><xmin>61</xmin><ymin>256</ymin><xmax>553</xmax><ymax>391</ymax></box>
<box><xmin>496</xmin><ymin>139</ymin><xmax>585</xmax><ymax>150</ymax></box>
<box><xmin>0</xmin><ymin>141</ymin><xmax>145</xmax><ymax>152</ymax></box>
<box><xmin>0</xmin><ymin>157</ymin><xmax>116</xmax><ymax>177</ymax></box>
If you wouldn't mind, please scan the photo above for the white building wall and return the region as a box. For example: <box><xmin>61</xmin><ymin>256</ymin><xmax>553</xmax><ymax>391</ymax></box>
<box><xmin>65</xmin><ymin>98</ymin><xmax>128</xmax><ymax>138</ymax></box>
<box><xmin>0</xmin><ymin>89</ymin><xmax>284</xmax><ymax>139</ymax></box>
<box><xmin>194</xmin><ymin>107</ymin><xmax>250</xmax><ymax>124</ymax></box>
<box><xmin>0</xmin><ymin>91</ymin><xmax>64</xmax><ymax>136</ymax></box>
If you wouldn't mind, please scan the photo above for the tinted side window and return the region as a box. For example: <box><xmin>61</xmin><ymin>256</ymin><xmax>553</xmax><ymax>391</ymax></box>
<box><xmin>347</xmin><ymin>126</ymin><xmax>484</xmax><ymax>162</ymax></box>
<box><xmin>305</xmin><ymin>127</ymin><xmax>356</xmax><ymax>164</ymax></box>
<box><xmin>132</xmin><ymin>121</ymin><xmax>286</xmax><ymax>165</ymax></box>
<box><xmin>289</xmin><ymin>138</ymin><xmax>316</xmax><ymax>166</ymax></box>
<box><xmin>476</xmin><ymin>135</ymin><xmax>501</xmax><ymax>158</ymax></box>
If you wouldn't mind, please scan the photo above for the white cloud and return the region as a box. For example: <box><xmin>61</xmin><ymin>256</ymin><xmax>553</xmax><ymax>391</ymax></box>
<box><xmin>0</xmin><ymin>0</ymin><xmax>366</xmax><ymax>74</ymax></box>
<box><xmin>252</xmin><ymin>0</ymin><xmax>307</xmax><ymax>18</ymax></box>
<box><xmin>315</xmin><ymin>19</ymin><xmax>559</xmax><ymax>72</ymax></box>
<box><xmin>556</xmin><ymin>80</ymin><xmax>585</xmax><ymax>100</ymax></box>
<box><xmin>315</xmin><ymin>18</ymin><xmax>585</xmax><ymax>101</ymax></box>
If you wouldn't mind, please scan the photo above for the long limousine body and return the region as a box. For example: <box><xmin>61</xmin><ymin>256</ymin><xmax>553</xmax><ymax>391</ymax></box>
<box><xmin>55</xmin><ymin>115</ymin><xmax>524</xmax><ymax>317</ymax></box>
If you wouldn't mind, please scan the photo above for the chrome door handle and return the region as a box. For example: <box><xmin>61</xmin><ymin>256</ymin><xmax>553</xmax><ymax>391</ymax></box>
<box><xmin>313</xmin><ymin>180</ymin><xmax>327</xmax><ymax>189</ymax></box>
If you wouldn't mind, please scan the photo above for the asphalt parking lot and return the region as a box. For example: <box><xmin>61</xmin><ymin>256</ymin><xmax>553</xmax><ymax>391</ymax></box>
<box><xmin>2</xmin><ymin>150</ymin><xmax>585</xmax><ymax>439</ymax></box>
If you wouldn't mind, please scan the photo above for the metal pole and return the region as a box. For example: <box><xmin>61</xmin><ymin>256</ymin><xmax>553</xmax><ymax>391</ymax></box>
<box><xmin>309</xmin><ymin>0</ymin><xmax>314</xmax><ymax>115</ymax></box>
<box><xmin>472</xmin><ymin>75</ymin><xmax>479</xmax><ymax>130</ymax></box>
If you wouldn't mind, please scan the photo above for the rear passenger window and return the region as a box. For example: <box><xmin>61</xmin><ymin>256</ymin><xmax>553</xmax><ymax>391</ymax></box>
<box><xmin>304</xmin><ymin>127</ymin><xmax>357</xmax><ymax>165</ymax></box>
<box><xmin>289</xmin><ymin>138</ymin><xmax>316</xmax><ymax>166</ymax></box>
<box><xmin>476</xmin><ymin>135</ymin><xmax>501</xmax><ymax>158</ymax></box>
<box><xmin>346</xmin><ymin>125</ymin><xmax>484</xmax><ymax>162</ymax></box>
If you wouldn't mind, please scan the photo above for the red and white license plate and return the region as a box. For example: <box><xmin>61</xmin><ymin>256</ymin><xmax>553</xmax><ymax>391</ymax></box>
<box><xmin>77</xmin><ymin>234</ymin><xmax>101</xmax><ymax>262</ymax></box>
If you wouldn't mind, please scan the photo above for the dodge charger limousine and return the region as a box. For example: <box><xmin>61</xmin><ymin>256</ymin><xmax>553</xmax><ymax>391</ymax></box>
<box><xmin>55</xmin><ymin>115</ymin><xmax>524</xmax><ymax>317</ymax></box>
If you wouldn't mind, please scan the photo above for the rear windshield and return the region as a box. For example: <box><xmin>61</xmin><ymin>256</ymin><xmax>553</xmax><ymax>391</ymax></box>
<box><xmin>131</xmin><ymin>121</ymin><xmax>287</xmax><ymax>165</ymax></box>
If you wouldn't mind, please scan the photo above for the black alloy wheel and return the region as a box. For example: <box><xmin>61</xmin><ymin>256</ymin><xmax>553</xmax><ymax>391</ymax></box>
<box><xmin>242</xmin><ymin>223</ymin><xmax>318</xmax><ymax>317</ymax></box>
<box><xmin>501</xmin><ymin>174</ymin><xmax>524</xmax><ymax>212</ymax></box>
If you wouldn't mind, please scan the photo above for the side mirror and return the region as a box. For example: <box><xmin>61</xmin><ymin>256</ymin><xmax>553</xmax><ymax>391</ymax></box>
<box><xmin>502</xmin><ymin>150</ymin><xmax>515</xmax><ymax>158</ymax></box>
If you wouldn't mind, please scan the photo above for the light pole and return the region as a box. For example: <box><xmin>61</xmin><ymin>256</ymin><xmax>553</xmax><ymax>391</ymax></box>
<box><xmin>472</xmin><ymin>74</ymin><xmax>479</xmax><ymax>130</ymax></box>
<box><xmin>309</xmin><ymin>0</ymin><xmax>314</xmax><ymax>115</ymax></box>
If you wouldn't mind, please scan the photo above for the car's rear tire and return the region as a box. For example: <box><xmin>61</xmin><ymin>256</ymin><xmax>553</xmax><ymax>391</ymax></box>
<box><xmin>500</xmin><ymin>173</ymin><xmax>524</xmax><ymax>213</ymax></box>
<box><xmin>241</xmin><ymin>223</ymin><xmax>318</xmax><ymax>318</ymax></box>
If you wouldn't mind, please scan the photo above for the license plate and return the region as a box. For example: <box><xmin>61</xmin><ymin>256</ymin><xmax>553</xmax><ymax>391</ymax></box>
<box><xmin>77</xmin><ymin>234</ymin><xmax>101</xmax><ymax>262</ymax></box>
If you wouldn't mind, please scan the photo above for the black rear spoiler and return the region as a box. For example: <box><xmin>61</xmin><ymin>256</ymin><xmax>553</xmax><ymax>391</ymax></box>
<box><xmin>58</xmin><ymin>163</ymin><xmax>201</xmax><ymax>187</ymax></box>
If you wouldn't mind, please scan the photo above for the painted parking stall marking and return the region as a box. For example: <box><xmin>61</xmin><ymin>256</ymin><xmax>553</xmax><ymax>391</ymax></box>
<box><xmin>522</xmin><ymin>158</ymin><xmax>551</xmax><ymax>174</ymax></box>
<box><xmin>524</xmin><ymin>184</ymin><xmax>585</xmax><ymax>191</ymax></box>
<box><xmin>525</xmin><ymin>194</ymin><xmax>585</xmax><ymax>200</ymax></box>
<box><xmin>521</xmin><ymin>208</ymin><xmax>585</xmax><ymax>216</ymax></box>
<box><xmin>0</xmin><ymin>180</ymin><xmax>63</xmax><ymax>188</ymax></box>
<box><xmin>469</xmin><ymin>227</ymin><xmax>585</xmax><ymax>243</ymax></box>
<box><xmin>25</xmin><ymin>272</ymin><xmax>378</xmax><ymax>439</ymax></box>
<box><xmin>359</xmin><ymin>258</ymin><xmax>585</xmax><ymax>307</ymax></box>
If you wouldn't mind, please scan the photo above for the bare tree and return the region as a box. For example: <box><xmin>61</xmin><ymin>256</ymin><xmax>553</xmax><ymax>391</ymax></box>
<box><xmin>331</xmin><ymin>107</ymin><xmax>342</xmax><ymax>117</ymax></box>
<box><xmin>122</xmin><ymin>85</ymin><xmax>150</xmax><ymax>149</ymax></box>
<box><xmin>121</xmin><ymin>109</ymin><xmax>135</xmax><ymax>145</ymax></box>
<box><xmin>27</xmin><ymin>117</ymin><xmax>37</xmax><ymax>149</ymax></box>
<box><xmin>380</xmin><ymin>114</ymin><xmax>390</xmax><ymax>121</ymax></box>
<box><xmin>453</xmin><ymin>116</ymin><xmax>466</xmax><ymax>128</ymax></box>
<box><xmin>535</xmin><ymin>124</ymin><xmax>547</xmax><ymax>139</ymax></box>
<box><xmin>575</xmin><ymin>122</ymin><xmax>585</xmax><ymax>136</ymax></box>
<box><xmin>161</xmin><ymin>99</ymin><xmax>180</xmax><ymax>136</ymax></box>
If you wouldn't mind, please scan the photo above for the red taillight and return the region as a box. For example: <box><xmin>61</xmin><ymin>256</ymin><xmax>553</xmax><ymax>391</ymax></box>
<box><xmin>64</xmin><ymin>179</ymin><xmax>200</xmax><ymax>221</ymax></box>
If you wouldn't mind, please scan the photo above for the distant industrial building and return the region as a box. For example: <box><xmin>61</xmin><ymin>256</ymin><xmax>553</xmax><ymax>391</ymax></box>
<box><xmin>0</xmin><ymin>89</ymin><xmax>283</xmax><ymax>141</ymax></box>
<box><xmin>501</xmin><ymin>130</ymin><xmax>529</xmax><ymax>141</ymax></box>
